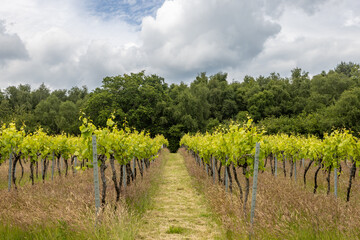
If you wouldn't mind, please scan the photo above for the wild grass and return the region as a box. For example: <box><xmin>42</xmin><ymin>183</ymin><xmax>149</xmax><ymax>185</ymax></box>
<box><xmin>179</xmin><ymin>148</ymin><xmax>360</xmax><ymax>240</ymax></box>
<box><xmin>0</xmin><ymin>158</ymin><xmax>77</xmax><ymax>190</ymax></box>
<box><xmin>136</xmin><ymin>152</ymin><xmax>224</xmax><ymax>239</ymax></box>
<box><xmin>166</xmin><ymin>225</ymin><xmax>187</xmax><ymax>234</ymax></box>
<box><xmin>0</xmin><ymin>149</ymin><xmax>167</xmax><ymax>239</ymax></box>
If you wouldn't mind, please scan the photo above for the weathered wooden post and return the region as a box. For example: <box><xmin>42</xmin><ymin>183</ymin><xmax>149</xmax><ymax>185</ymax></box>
<box><xmin>92</xmin><ymin>135</ymin><xmax>100</xmax><ymax>226</ymax></box>
<box><xmin>8</xmin><ymin>149</ymin><xmax>13</xmax><ymax>191</ymax></box>
<box><xmin>274</xmin><ymin>154</ymin><xmax>277</xmax><ymax>177</ymax></box>
<box><xmin>225</xmin><ymin>157</ymin><xmax>229</xmax><ymax>192</ymax></box>
<box><xmin>334</xmin><ymin>167</ymin><xmax>338</xmax><ymax>198</ymax></box>
<box><xmin>249</xmin><ymin>142</ymin><xmax>260</xmax><ymax>239</ymax></box>
<box><xmin>51</xmin><ymin>151</ymin><xmax>55</xmax><ymax>180</ymax></box>
<box><xmin>212</xmin><ymin>156</ymin><xmax>216</xmax><ymax>184</ymax></box>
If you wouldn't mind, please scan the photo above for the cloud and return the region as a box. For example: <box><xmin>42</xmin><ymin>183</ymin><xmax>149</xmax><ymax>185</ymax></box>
<box><xmin>140</xmin><ymin>0</ymin><xmax>281</xmax><ymax>80</ymax></box>
<box><xmin>0</xmin><ymin>0</ymin><xmax>141</xmax><ymax>89</ymax></box>
<box><xmin>264</xmin><ymin>0</ymin><xmax>329</xmax><ymax>17</ymax></box>
<box><xmin>227</xmin><ymin>0</ymin><xmax>360</xmax><ymax>80</ymax></box>
<box><xmin>239</xmin><ymin>36</ymin><xmax>360</xmax><ymax>79</ymax></box>
<box><xmin>0</xmin><ymin>21</ymin><xmax>28</xmax><ymax>66</ymax></box>
<box><xmin>0</xmin><ymin>0</ymin><xmax>285</xmax><ymax>88</ymax></box>
<box><xmin>0</xmin><ymin>0</ymin><xmax>359</xmax><ymax>90</ymax></box>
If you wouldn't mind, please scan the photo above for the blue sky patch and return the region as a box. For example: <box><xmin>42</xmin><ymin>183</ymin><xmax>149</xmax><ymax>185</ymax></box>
<box><xmin>87</xmin><ymin>0</ymin><xmax>165</xmax><ymax>24</ymax></box>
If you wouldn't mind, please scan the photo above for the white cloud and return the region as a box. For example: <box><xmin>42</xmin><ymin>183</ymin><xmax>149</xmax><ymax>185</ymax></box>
<box><xmin>140</xmin><ymin>0</ymin><xmax>281</xmax><ymax>80</ymax></box>
<box><xmin>227</xmin><ymin>0</ymin><xmax>360</xmax><ymax>80</ymax></box>
<box><xmin>0</xmin><ymin>0</ymin><xmax>360</xmax><ymax>90</ymax></box>
<box><xmin>263</xmin><ymin>0</ymin><xmax>329</xmax><ymax>17</ymax></box>
<box><xmin>0</xmin><ymin>0</ymin><xmax>140</xmax><ymax>89</ymax></box>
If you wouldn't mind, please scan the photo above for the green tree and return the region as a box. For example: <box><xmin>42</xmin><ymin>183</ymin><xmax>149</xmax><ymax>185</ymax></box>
<box><xmin>34</xmin><ymin>95</ymin><xmax>61</xmax><ymax>134</ymax></box>
<box><xmin>327</xmin><ymin>87</ymin><xmax>360</xmax><ymax>132</ymax></box>
<box><xmin>289</xmin><ymin>68</ymin><xmax>311</xmax><ymax>114</ymax></box>
<box><xmin>56</xmin><ymin>101</ymin><xmax>80</xmax><ymax>135</ymax></box>
<box><xmin>67</xmin><ymin>86</ymin><xmax>88</xmax><ymax>104</ymax></box>
<box><xmin>335</xmin><ymin>61</ymin><xmax>359</xmax><ymax>77</ymax></box>
<box><xmin>31</xmin><ymin>83</ymin><xmax>50</xmax><ymax>109</ymax></box>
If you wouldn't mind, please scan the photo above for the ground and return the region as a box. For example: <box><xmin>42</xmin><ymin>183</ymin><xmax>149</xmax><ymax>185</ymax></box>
<box><xmin>136</xmin><ymin>152</ymin><xmax>224</xmax><ymax>240</ymax></box>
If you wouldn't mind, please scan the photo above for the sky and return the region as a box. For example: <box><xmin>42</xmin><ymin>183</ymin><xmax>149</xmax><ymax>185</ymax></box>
<box><xmin>0</xmin><ymin>0</ymin><xmax>360</xmax><ymax>90</ymax></box>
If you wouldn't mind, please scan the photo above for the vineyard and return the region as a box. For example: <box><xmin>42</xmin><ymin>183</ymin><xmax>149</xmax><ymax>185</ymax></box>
<box><xmin>180</xmin><ymin>119</ymin><xmax>360</xmax><ymax>201</ymax></box>
<box><xmin>0</xmin><ymin>116</ymin><xmax>167</xmax><ymax>192</ymax></box>
<box><xmin>2</xmin><ymin>117</ymin><xmax>360</xmax><ymax>239</ymax></box>
<box><xmin>180</xmin><ymin>119</ymin><xmax>360</xmax><ymax>238</ymax></box>
<box><xmin>0</xmin><ymin>116</ymin><xmax>169</xmax><ymax>239</ymax></box>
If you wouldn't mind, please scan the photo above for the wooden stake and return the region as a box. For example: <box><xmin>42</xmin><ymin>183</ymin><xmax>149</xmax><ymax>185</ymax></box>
<box><xmin>249</xmin><ymin>142</ymin><xmax>260</xmax><ymax>238</ymax></box>
<box><xmin>92</xmin><ymin>135</ymin><xmax>100</xmax><ymax>226</ymax></box>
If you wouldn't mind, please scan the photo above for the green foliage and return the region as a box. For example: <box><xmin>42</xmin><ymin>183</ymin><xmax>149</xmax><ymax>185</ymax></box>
<box><xmin>181</xmin><ymin>118</ymin><xmax>265</xmax><ymax>176</ymax></box>
<box><xmin>1</xmin><ymin>62</ymin><xmax>360</xmax><ymax>151</ymax></box>
<box><xmin>166</xmin><ymin>226</ymin><xmax>187</xmax><ymax>234</ymax></box>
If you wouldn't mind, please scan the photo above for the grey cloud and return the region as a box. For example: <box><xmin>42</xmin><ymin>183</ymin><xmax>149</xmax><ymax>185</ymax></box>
<box><xmin>0</xmin><ymin>0</ymin><xmax>354</xmax><ymax>91</ymax></box>
<box><xmin>264</xmin><ymin>0</ymin><xmax>329</xmax><ymax>17</ymax></box>
<box><xmin>0</xmin><ymin>21</ymin><xmax>28</xmax><ymax>66</ymax></box>
<box><xmin>293</xmin><ymin>0</ymin><xmax>329</xmax><ymax>14</ymax></box>
<box><xmin>141</xmin><ymin>0</ymin><xmax>281</xmax><ymax>80</ymax></box>
<box><xmin>33</xmin><ymin>29</ymin><xmax>82</xmax><ymax>66</ymax></box>
<box><xmin>75</xmin><ymin>42</ymin><xmax>146</xmax><ymax>89</ymax></box>
<box><xmin>236</xmin><ymin>35</ymin><xmax>360</xmax><ymax>81</ymax></box>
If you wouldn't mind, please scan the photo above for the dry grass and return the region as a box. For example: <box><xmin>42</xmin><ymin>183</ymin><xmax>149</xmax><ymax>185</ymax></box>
<box><xmin>0</xmin><ymin>149</ymin><xmax>167</xmax><ymax>239</ymax></box>
<box><xmin>136</xmin><ymin>151</ymin><xmax>224</xmax><ymax>240</ymax></box>
<box><xmin>179</xmin><ymin>148</ymin><xmax>360</xmax><ymax>240</ymax></box>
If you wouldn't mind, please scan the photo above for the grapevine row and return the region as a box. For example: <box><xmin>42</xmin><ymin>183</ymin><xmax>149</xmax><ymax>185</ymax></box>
<box><xmin>0</xmin><ymin>116</ymin><xmax>168</xmax><ymax>205</ymax></box>
<box><xmin>180</xmin><ymin>119</ymin><xmax>360</xmax><ymax>203</ymax></box>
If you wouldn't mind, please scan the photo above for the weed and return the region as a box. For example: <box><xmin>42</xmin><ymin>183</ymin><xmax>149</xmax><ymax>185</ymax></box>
<box><xmin>166</xmin><ymin>225</ymin><xmax>187</xmax><ymax>234</ymax></box>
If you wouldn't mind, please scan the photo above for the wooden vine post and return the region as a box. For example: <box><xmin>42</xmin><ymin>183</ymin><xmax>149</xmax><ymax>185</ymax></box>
<box><xmin>133</xmin><ymin>158</ymin><xmax>136</xmax><ymax>175</ymax></box>
<box><xmin>74</xmin><ymin>156</ymin><xmax>77</xmax><ymax>174</ymax></box>
<box><xmin>249</xmin><ymin>142</ymin><xmax>260</xmax><ymax>238</ymax></box>
<box><xmin>51</xmin><ymin>151</ymin><xmax>55</xmax><ymax>180</ymax></box>
<box><xmin>274</xmin><ymin>155</ymin><xmax>277</xmax><ymax>177</ymax></box>
<box><xmin>294</xmin><ymin>158</ymin><xmax>297</xmax><ymax>182</ymax></box>
<box><xmin>60</xmin><ymin>156</ymin><xmax>63</xmax><ymax>171</ymax></box>
<box><xmin>8</xmin><ymin>149</ymin><xmax>13</xmax><ymax>191</ymax></box>
<box><xmin>334</xmin><ymin>167</ymin><xmax>338</xmax><ymax>198</ymax></box>
<box><xmin>225</xmin><ymin>157</ymin><xmax>229</xmax><ymax>192</ymax></box>
<box><xmin>41</xmin><ymin>158</ymin><xmax>44</xmax><ymax>179</ymax></box>
<box><xmin>123</xmin><ymin>165</ymin><xmax>127</xmax><ymax>189</ymax></box>
<box><xmin>212</xmin><ymin>156</ymin><xmax>216</xmax><ymax>184</ymax></box>
<box><xmin>92</xmin><ymin>135</ymin><xmax>100</xmax><ymax>226</ymax></box>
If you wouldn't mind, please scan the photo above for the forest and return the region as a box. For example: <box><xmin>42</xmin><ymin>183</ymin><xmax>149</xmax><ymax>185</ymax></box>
<box><xmin>0</xmin><ymin>61</ymin><xmax>359</xmax><ymax>152</ymax></box>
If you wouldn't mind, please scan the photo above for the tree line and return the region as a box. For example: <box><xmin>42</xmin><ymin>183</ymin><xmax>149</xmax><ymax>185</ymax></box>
<box><xmin>1</xmin><ymin>62</ymin><xmax>359</xmax><ymax>152</ymax></box>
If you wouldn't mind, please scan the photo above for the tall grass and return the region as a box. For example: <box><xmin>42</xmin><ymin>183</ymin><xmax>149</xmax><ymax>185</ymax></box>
<box><xmin>0</xmin><ymin>149</ymin><xmax>168</xmax><ymax>239</ymax></box>
<box><xmin>180</xmin><ymin>148</ymin><xmax>360</xmax><ymax>240</ymax></box>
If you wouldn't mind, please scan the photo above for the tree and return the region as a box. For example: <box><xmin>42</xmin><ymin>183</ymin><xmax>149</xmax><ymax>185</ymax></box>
<box><xmin>335</xmin><ymin>62</ymin><xmax>359</xmax><ymax>77</ymax></box>
<box><xmin>310</xmin><ymin>71</ymin><xmax>354</xmax><ymax>105</ymax></box>
<box><xmin>0</xmin><ymin>91</ymin><xmax>11</xmax><ymax>123</ymax></box>
<box><xmin>51</xmin><ymin>89</ymin><xmax>67</xmax><ymax>102</ymax></box>
<box><xmin>31</xmin><ymin>83</ymin><xmax>50</xmax><ymax>109</ymax></box>
<box><xmin>290</xmin><ymin>68</ymin><xmax>310</xmax><ymax>114</ymax></box>
<box><xmin>327</xmin><ymin>87</ymin><xmax>360</xmax><ymax>132</ymax></box>
<box><xmin>67</xmin><ymin>86</ymin><xmax>88</xmax><ymax>104</ymax></box>
<box><xmin>34</xmin><ymin>95</ymin><xmax>61</xmax><ymax>134</ymax></box>
<box><xmin>5</xmin><ymin>84</ymin><xmax>32</xmax><ymax>111</ymax></box>
<box><xmin>56</xmin><ymin>101</ymin><xmax>80</xmax><ymax>135</ymax></box>
<box><xmin>84</xmin><ymin>89</ymin><xmax>116</xmax><ymax>127</ymax></box>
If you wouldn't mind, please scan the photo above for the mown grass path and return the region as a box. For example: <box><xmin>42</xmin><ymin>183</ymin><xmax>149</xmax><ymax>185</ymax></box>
<box><xmin>136</xmin><ymin>152</ymin><xmax>224</xmax><ymax>240</ymax></box>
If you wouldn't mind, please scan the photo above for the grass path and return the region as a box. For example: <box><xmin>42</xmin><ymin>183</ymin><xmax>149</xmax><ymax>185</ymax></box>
<box><xmin>136</xmin><ymin>152</ymin><xmax>224</xmax><ymax>240</ymax></box>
